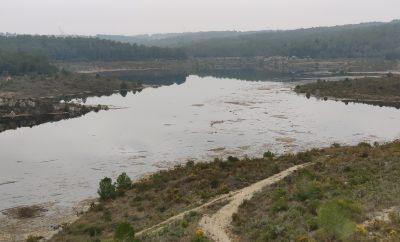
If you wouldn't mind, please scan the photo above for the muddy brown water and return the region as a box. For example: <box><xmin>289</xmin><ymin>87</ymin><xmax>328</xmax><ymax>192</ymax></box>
<box><xmin>1</xmin><ymin>75</ymin><xmax>400</xmax><ymax>239</ymax></box>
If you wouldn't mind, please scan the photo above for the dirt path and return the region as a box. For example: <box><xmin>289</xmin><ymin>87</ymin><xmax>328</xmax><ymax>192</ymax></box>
<box><xmin>136</xmin><ymin>163</ymin><xmax>310</xmax><ymax>239</ymax></box>
<box><xmin>136</xmin><ymin>191</ymin><xmax>235</xmax><ymax>236</ymax></box>
<box><xmin>199</xmin><ymin>163</ymin><xmax>311</xmax><ymax>242</ymax></box>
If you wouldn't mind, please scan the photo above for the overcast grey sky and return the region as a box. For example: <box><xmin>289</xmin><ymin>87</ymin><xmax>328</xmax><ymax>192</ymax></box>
<box><xmin>1</xmin><ymin>0</ymin><xmax>399</xmax><ymax>35</ymax></box>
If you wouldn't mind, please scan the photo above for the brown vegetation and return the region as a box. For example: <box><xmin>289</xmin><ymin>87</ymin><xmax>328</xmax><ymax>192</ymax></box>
<box><xmin>4</xmin><ymin>205</ymin><xmax>47</xmax><ymax>219</ymax></box>
<box><xmin>295</xmin><ymin>74</ymin><xmax>400</xmax><ymax>108</ymax></box>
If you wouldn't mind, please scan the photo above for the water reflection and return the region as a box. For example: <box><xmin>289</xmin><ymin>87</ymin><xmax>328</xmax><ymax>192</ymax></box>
<box><xmin>98</xmin><ymin>70</ymin><xmax>188</xmax><ymax>86</ymax></box>
<box><xmin>0</xmin><ymin>113</ymin><xmax>91</xmax><ymax>133</ymax></box>
<box><xmin>341</xmin><ymin>99</ymin><xmax>400</xmax><ymax>109</ymax></box>
<box><xmin>195</xmin><ymin>68</ymin><xmax>298</xmax><ymax>81</ymax></box>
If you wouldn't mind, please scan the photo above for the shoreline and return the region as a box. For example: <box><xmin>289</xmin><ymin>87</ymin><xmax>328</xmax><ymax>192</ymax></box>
<box><xmin>49</xmin><ymin>139</ymin><xmax>400</xmax><ymax>241</ymax></box>
<box><xmin>0</xmin><ymin>138</ymin><xmax>396</xmax><ymax>241</ymax></box>
<box><xmin>294</xmin><ymin>74</ymin><xmax>400</xmax><ymax>109</ymax></box>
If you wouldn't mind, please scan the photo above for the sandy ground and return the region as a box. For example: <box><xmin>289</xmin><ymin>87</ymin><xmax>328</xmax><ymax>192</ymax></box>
<box><xmin>0</xmin><ymin>200</ymin><xmax>92</xmax><ymax>242</ymax></box>
<box><xmin>199</xmin><ymin>163</ymin><xmax>311</xmax><ymax>242</ymax></box>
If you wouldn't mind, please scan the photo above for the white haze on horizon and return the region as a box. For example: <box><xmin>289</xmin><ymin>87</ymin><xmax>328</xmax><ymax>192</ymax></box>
<box><xmin>1</xmin><ymin>0</ymin><xmax>399</xmax><ymax>36</ymax></box>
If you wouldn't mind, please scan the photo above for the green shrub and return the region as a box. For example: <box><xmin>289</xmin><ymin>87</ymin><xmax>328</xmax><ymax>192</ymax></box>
<box><xmin>307</xmin><ymin>217</ymin><xmax>319</xmax><ymax>231</ymax></box>
<box><xmin>114</xmin><ymin>222</ymin><xmax>135</xmax><ymax>241</ymax></box>
<box><xmin>210</xmin><ymin>179</ymin><xmax>219</xmax><ymax>189</ymax></box>
<box><xmin>272</xmin><ymin>188</ymin><xmax>287</xmax><ymax>200</ymax></box>
<box><xmin>157</xmin><ymin>205</ymin><xmax>167</xmax><ymax>212</ymax></box>
<box><xmin>85</xmin><ymin>226</ymin><xmax>103</xmax><ymax>237</ymax></box>
<box><xmin>259</xmin><ymin>222</ymin><xmax>282</xmax><ymax>240</ymax></box>
<box><xmin>26</xmin><ymin>235</ymin><xmax>44</xmax><ymax>242</ymax></box>
<box><xmin>191</xmin><ymin>236</ymin><xmax>209</xmax><ymax>242</ymax></box>
<box><xmin>186</xmin><ymin>160</ymin><xmax>195</xmax><ymax>167</ymax></box>
<box><xmin>296</xmin><ymin>152</ymin><xmax>313</xmax><ymax>163</ymax></box>
<box><xmin>98</xmin><ymin>177</ymin><xmax>116</xmax><ymax>200</ymax></box>
<box><xmin>180</xmin><ymin>219</ymin><xmax>189</xmax><ymax>228</ymax></box>
<box><xmin>294</xmin><ymin>181</ymin><xmax>322</xmax><ymax>202</ymax></box>
<box><xmin>116</xmin><ymin>172</ymin><xmax>132</xmax><ymax>191</ymax></box>
<box><xmin>358</xmin><ymin>142</ymin><xmax>372</xmax><ymax>148</ymax></box>
<box><xmin>218</xmin><ymin>160</ymin><xmax>229</xmax><ymax>169</ymax></box>
<box><xmin>263</xmin><ymin>151</ymin><xmax>275</xmax><ymax>159</ymax></box>
<box><xmin>271</xmin><ymin>198</ymin><xmax>289</xmax><ymax>213</ymax></box>
<box><xmin>317</xmin><ymin>200</ymin><xmax>357</xmax><ymax>240</ymax></box>
<box><xmin>227</xmin><ymin>156</ymin><xmax>239</xmax><ymax>162</ymax></box>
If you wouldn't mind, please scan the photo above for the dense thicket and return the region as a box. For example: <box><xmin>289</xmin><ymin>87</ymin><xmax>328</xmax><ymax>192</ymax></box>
<box><xmin>183</xmin><ymin>21</ymin><xmax>400</xmax><ymax>59</ymax></box>
<box><xmin>0</xmin><ymin>35</ymin><xmax>186</xmax><ymax>61</ymax></box>
<box><xmin>0</xmin><ymin>51</ymin><xmax>57</xmax><ymax>75</ymax></box>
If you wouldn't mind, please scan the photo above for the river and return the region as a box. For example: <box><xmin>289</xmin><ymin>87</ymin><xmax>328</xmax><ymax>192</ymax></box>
<box><xmin>1</xmin><ymin>75</ymin><xmax>400</xmax><ymax>239</ymax></box>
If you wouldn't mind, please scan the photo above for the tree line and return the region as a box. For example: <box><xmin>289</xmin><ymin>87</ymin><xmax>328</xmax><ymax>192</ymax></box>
<box><xmin>0</xmin><ymin>51</ymin><xmax>57</xmax><ymax>75</ymax></box>
<box><xmin>0</xmin><ymin>35</ymin><xmax>187</xmax><ymax>62</ymax></box>
<box><xmin>182</xmin><ymin>20</ymin><xmax>400</xmax><ymax>59</ymax></box>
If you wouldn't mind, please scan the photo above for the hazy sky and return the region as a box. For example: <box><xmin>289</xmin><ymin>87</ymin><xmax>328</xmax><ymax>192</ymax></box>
<box><xmin>1</xmin><ymin>0</ymin><xmax>400</xmax><ymax>35</ymax></box>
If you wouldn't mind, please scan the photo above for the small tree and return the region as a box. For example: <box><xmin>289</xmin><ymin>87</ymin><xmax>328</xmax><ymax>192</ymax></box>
<box><xmin>114</xmin><ymin>222</ymin><xmax>135</xmax><ymax>241</ymax></box>
<box><xmin>263</xmin><ymin>151</ymin><xmax>275</xmax><ymax>159</ymax></box>
<box><xmin>116</xmin><ymin>172</ymin><xmax>132</xmax><ymax>191</ymax></box>
<box><xmin>98</xmin><ymin>177</ymin><xmax>116</xmax><ymax>200</ymax></box>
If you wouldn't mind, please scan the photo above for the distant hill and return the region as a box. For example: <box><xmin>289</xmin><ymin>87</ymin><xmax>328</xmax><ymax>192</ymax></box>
<box><xmin>183</xmin><ymin>21</ymin><xmax>400</xmax><ymax>59</ymax></box>
<box><xmin>97</xmin><ymin>31</ymin><xmax>266</xmax><ymax>48</ymax></box>
<box><xmin>2</xmin><ymin>20</ymin><xmax>399</xmax><ymax>62</ymax></box>
<box><xmin>0</xmin><ymin>35</ymin><xmax>186</xmax><ymax>62</ymax></box>
<box><xmin>98</xmin><ymin>20</ymin><xmax>400</xmax><ymax>59</ymax></box>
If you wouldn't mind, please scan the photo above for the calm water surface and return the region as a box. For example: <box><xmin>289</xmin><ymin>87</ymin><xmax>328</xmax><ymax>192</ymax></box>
<box><xmin>1</xmin><ymin>75</ymin><xmax>400</xmax><ymax>212</ymax></box>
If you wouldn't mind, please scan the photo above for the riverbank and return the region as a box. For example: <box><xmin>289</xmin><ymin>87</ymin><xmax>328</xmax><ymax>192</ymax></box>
<box><xmin>59</xmin><ymin>57</ymin><xmax>400</xmax><ymax>78</ymax></box>
<box><xmin>0</xmin><ymin>99</ymin><xmax>109</xmax><ymax>133</ymax></box>
<box><xmin>294</xmin><ymin>74</ymin><xmax>400</xmax><ymax>108</ymax></box>
<box><xmin>46</xmin><ymin>140</ymin><xmax>400</xmax><ymax>241</ymax></box>
<box><xmin>0</xmin><ymin>70</ymin><xmax>141</xmax><ymax>100</ymax></box>
<box><xmin>0</xmin><ymin>71</ymin><xmax>142</xmax><ymax>132</ymax></box>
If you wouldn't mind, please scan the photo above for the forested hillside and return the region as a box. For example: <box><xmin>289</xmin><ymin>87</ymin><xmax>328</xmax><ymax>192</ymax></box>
<box><xmin>0</xmin><ymin>35</ymin><xmax>186</xmax><ymax>61</ymax></box>
<box><xmin>2</xmin><ymin>20</ymin><xmax>399</xmax><ymax>63</ymax></box>
<box><xmin>183</xmin><ymin>21</ymin><xmax>400</xmax><ymax>59</ymax></box>
<box><xmin>0</xmin><ymin>52</ymin><xmax>57</xmax><ymax>75</ymax></box>
<box><xmin>99</xmin><ymin>20</ymin><xmax>400</xmax><ymax>60</ymax></box>
<box><xmin>98</xmin><ymin>31</ymin><xmax>264</xmax><ymax>47</ymax></box>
